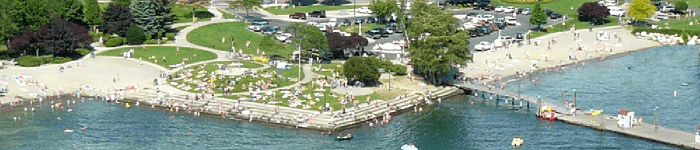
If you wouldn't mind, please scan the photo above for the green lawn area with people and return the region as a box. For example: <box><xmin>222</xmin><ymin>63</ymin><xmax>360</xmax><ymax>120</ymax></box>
<box><xmin>492</xmin><ymin>0</ymin><xmax>597</xmax><ymax>16</ymax></box>
<box><xmin>97</xmin><ymin>46</ymin><xmax>217</xmax><ymax>68</ymax></box>
<box><xmin>311</xmin><ymin>62</ymin><xmax>344</xmax><ymax>77</ymax></box>
<box><xmin>263</xmin><ymin>5</ymin><xmax>366</xmax><ymax>15</ymax></box>
<box><xmin>170</xmin><ymin>61</ymin><xmax>302</xmax><ymax>94</ymax></box>
<box><xmin>528</xmin><ymin>17</ymin><xmax>620</xmax><ymax>39</ymax></box>
<box><xmin>186</xmin><ymin>22</ymin><xmax>295</xmax><ymax>58</ymax></box>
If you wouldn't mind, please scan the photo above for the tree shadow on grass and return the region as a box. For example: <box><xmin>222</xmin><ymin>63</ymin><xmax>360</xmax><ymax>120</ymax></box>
<box><xmin>319</xmin><ymin>0</ymin><xmax>352</xmax><ymax>5</ymax></box>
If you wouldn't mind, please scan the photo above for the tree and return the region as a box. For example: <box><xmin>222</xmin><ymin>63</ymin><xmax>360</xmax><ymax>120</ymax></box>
<box><xmin>153</xmin><ymin>0</ymin><xmax>174</xmax><ymax>35</ymax></box>
<box><xmin>577</xmin><ymin>2</ymin><xmax>610</xmax><ymax>25</ymax></box>
<box><xmin>36</xmin><ymin>17</ymin><xmax>93</xmax><ymax>57</ymax></box>
<box><xmin>229</xmin><ymin>0</ymin><xmax>262</xmax><ymax>17</ymax></box>
<box><xmin>529</xmin><ymin>2</ymin><xmax>547</xmax><ymax>30</ymax></box>
<box><xmin>100</xmin><ymin>3</ymin><xmax>133</xmax><ymax>37</ymax></box>
<box><xmin>674</xmin><ymin>1</ymin><xmax>688</xmax><ymax>12</ymax></box>
<box><xmin>114</xmin><ymin>0</ymin><xmax>132</xmax><ymax>6</ymax></box>
<box><xmin>285</xmin><ymin>23</ymin><xmax>329</xmax><ymax>58</ymax></box>
<box><xmin>0</xmin><ymin>0</ymin><xmax>17</xmax><ymax>44</ymax></box>
<box><xmin>259</xmin><ymin>35</ymin><xmax>285</xmax><ymax>56</ymax></box>
<box><xmin>47</xmin><ymin>0</ymin><xmax>84</xmax><ymax>24</ymax></box>
<box><xmin>83</xmin><ymin>0</ymin><xmax>103</xmax><ymax>26</ymax></box>
<box><xmin>627</xmin><ymin>0</ymin><xmax>656</xmax><ymax>22</ymax></box>
<box><xmin>8</xmin><ymin>29</ymin><xmax>39</xmax><ymax>56</ymax></box>
<box><xmin>126</xmin><ymin>24</ymin><xmax>146</xmax><ymax>45</ymax></box>
<box><xmin>10</xmin><ymin>0</ymin><xmax>50</xmax><ymax>32</ymax></box>
<box><xmin>178</xmin><ymin>0</ymin><xmax>208</xmax><ymax>22</ymax></box>
<box><xmin>343</xmin><ymin>57</ymin><xmax>381</xmax><ymax>86</ymax></box>
<box><xmin>406</xmin><ymin>0</ymin><xmax>470</xmax><ymax>85</ymax></box>
<box><xmin>326</xmin><ymin>32</ymin><xmax>368</xmax><ymax>58</ymax></box>
<box><xmin>369</xmin><ymin>0</ymin><xmax>398</xmax><ymax>23</ymax></box>
<box><xmin>131</xmin><ymin>0</ymin><xmax>170</xmax><ymax>38</ymax></box>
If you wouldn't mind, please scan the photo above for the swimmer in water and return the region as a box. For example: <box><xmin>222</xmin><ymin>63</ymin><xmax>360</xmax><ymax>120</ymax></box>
<box><xmin>81</xmin><ymin>126</ymin><xmax>86</xmax><ymax>130</ymax></box>
<box><xmin>208</xmin><ymin>133</ymin><xmax>213</xmax><ymax>138</ymax></box>
<box><xmin>57</xmin><ymin>117</ymin><xmax>62</xmax><ymax>121</ymax></box>
<box><xmin>187</xmin><ymin>130</ymin><xmax>192</xmax><ymax>136</ymax></box>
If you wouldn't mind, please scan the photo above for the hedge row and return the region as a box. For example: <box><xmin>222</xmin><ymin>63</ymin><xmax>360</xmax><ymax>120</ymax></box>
<box><xmin>17</xmin><ymin>55</ymin><xmax>73</xmax><ymax>67</ymax></box>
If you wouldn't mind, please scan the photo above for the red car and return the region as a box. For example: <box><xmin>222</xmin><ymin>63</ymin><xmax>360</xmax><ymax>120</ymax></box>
<box><xmin>289</xmin><ymin>12</ymin><xmax>306</xmax><ymax>19</ymax></box>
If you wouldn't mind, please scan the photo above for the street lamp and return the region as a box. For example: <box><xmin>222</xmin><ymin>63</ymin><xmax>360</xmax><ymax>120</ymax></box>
<box><xmin>654</xmin><ymin>106</ymin><xmax>659</xmax><ymax>132</ymax></box>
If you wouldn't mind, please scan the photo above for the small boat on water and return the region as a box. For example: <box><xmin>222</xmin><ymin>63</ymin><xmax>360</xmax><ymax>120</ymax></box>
<box><xmin>511</xmin><ymin>137</ymin><xmax>524</xmax><ymax>147</ymax></box>
<box><xmin>682</xmin><ymin>82</ymin><xmax>689</xmax><ymax>86</ymax></box>
<box><xmin>336</xmin><ymin>133</ymin><xmax>353</xmax><ymax>141</ymax></box>
<box><xmin>64</xmin><ymin>128</ymin><xmax>74</xmax><ymax>133</ymax></box>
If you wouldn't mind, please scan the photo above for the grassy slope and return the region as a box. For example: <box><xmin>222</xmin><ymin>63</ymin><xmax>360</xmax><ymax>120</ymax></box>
<box><xmin>264</xmin><ymin>5</ymin><xmax>366</xmax><ymax>15</ymax></box>
<box><xmin>218</xmin><ymin>9</ymin><xmax>236</xmax><ymax>19</ymax></box>
<box><xmin>337</xmin><ymin>23</ymin><xmax>385</xmax><ymax>34</ymax></box>
<box><xmin>311</xmin><ymin>62</ymin><xmax>344</xmax><ymax>77</ymax></box>
<box><xmin>172</xmin><ymin>4</ymin><xmax>213</xmax><ymax>23</ymax></box>
<box><xmin>173</xmin><ymin>62</ymin><xmax>302</xmax><ymax>93</ymax></box>
<box><xmin>493</xmin><ymin>0</ymin><xmax>597</xmax><ymax>16</ymax></box>
<box><xmin>528</xmin><ymin>17</ymin><xmax>620</xmax><ymax>39</ymax></box>
<box><xmin>187</xmin><ymin>22</ymin><xmax>295</xmax><ymax>58</ymax></box>
<box><xmin>97</xmin><ymin>46</ymin><xmax>217</xmax><ymax>68</ymax></box>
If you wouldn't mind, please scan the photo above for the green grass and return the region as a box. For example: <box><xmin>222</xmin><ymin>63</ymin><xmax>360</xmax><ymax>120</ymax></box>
<box><xmin>172</xmin><ymin>4</ymin><xmax>213</xmax><ymax>23</ymax></box>
<box><xmin>528</xmin><ymin>17</ymin><xmax>620</xmax><ymax>39</ymax></box>
<box><xmin>218</xmin><ymin>8</ymin><xmax>236</xmax><ymax>19</ymax></box>
<box><xmin>187</xmin><ymin>22</ymin><xmax>295</xmax><ymax>58</ymax></box>
<box><xmin>97</xmin><ymin>46</ymin><xmax>217</xmax><ymax>68</ymax></box>
<box><xmin>171</xmin><ymin>62</ymin><xmax>302</xmax><ymax>94</ymax></box>
<box><xmin>493</xmin><ymin>0</ymin><xmax>597</xmax><ymax>16</ymax></box>
<box><xmin>311</xmin><ymin>62</ymin><xmax>344</xmax><ymax>77</ymax></box>
<box><xmin>653</xmin><ymin>16</ymin><xmax>700</xmax><ymax>30</ymax></box>
<box><xmin>337</xmin><ymin>23</ymin><xmax>385</xmax><ymax>34</ymax></box>
<box><xmin>263</xmin><ymin>5</ymin><xmax>367</xmax><ymax>15</ymax></box>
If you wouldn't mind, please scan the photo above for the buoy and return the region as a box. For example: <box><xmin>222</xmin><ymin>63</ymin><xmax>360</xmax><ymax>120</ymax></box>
<box><xmin>67</xmin><ymin>109</ymin><xmax>73</xmax><ymax>112</ymax></box>
<box><xmin>511</xmin><ymin>137</ymin><xmax>524</xmax><ymax>146</ymax></box>
<box><xmin>125</xmin><ymin>103</ymin><xmax>131</xmax><ymax>108</ymax></box>
<box><xmin>674</xmin><ymin>91</ymin><xmax>678</xmax><ymax>97</ymax></box>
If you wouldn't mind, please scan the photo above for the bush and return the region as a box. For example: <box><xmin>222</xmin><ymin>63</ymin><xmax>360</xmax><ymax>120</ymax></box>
<box><xmin>126</xmin><ymin>25</ymin><xmax>146</xmax><ymax>45</ymax></box>
<box><xmin>17</xmin><ymin>55</ymin><xmax>53</xmax><ymax>67</ymax></box>
<box><xmin>52</xmin><ymin>57</ymin><xmax>73</xmax><ymax>64</ymax></box>
<box><xmin>165</xmin><ymin>33</ymin><xmax>175</xmax><ymax>41</ymax></box>
<box><xmin>675</xmin><ymin>1</ymin><xmax>688</xmax><ymax>11</ymax></box>
<box><xmin>76</xmin><ymin>48</ymin><xmax>91</xmax><ymax>56</ymax></box>
<box><xmin>392</xmin><ymin>64</ymin><xmax>407</xmax><ymax>75</ymax></box>
<box><xmin>343</xmin><ymin>57</ymin><xmax>380</xmax><ymax>86</ymax></box>
<box><xmin>90</xmin><ymin>32</ymin><xmax>105</xmax><ymax>42</ymax></box>
<box><xmin>143</xmin><ymin>39</ymin><xmax>159</xmax><ymax>44</ymax></box>
<box><xmin>105</xmin><ymin>37</ymin><xmax>124</xmax><ymax>47</ymax></box>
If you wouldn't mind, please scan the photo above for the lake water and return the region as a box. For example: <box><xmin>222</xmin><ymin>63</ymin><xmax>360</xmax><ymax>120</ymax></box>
<box><xmin>0</xmin><ymin>45</ymin><xmax>695</xmax><ymax>149</ymax></box>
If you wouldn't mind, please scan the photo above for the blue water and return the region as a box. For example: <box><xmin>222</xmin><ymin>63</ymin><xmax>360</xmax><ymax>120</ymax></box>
<box><xmin>0</xmin><ymin>45</ymin><xmax>694</xmax><ymax>149</ymax></box>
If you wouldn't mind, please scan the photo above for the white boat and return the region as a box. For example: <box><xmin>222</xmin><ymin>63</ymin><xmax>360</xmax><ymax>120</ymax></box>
<box><xmin>64</xmin><ymin>129</ymin><xmax>74</xmax><ymax>133</ymax></box>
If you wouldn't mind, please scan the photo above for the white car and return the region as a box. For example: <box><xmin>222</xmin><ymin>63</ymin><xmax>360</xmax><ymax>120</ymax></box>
<box><xmin>494</xmin><ymin>6</ymin><xmax>506</xmax><ymax>12</ymax></box>
<box><xmin>656</xmin><ymin>12</ymin><xmax>669</xmax><ymax>20</ymax></box>
<box><xmin>521</xmin><ymin>8</ymin><xmax>531</xmax><ymax>15</ymax></box>
<box><xmin>505</xmin><ymin>17</ymin><xmax>517</xmax><ymax>25</ymax></box>
<box><xmin>329</xmin><ymin>18</ymin><xmax>337</xmax><ymax>22</ymax></box>
<box><xmin>468</xmin><ymin>14</ymin><xmax>494</xmax><ymax>23</ymax></box>
<box><xmin>504</xmin><ymin>6</ymin><xmax>515</xmax><ymax>13</ymax></box>
<box><xmin>275</xmin><ymin>33</ymin><xmax>293</xmax><ymax>42</ymax></box>
<box><xmin>604</xmin><ymin>1</ymin><xmax>616</xmax><ymax>7</ymax></box>
<box><xmin>463</xmin><ymin>22</ymin><xmax>477</xmax><ymax>29</ymax></box>
<box><xmin>474</xmin><ymin>41</ymin><xmax>493</xmax><ymax>51</ymax></box>
<box><xmin>356</xmin><ymin>6</ymin><xmax>373</xmax><ymax>14</ymax></box>
<box><xmin>608</xmin><ymin>7</ymin><xmax>625</xmax><ymax>17</ymax></box>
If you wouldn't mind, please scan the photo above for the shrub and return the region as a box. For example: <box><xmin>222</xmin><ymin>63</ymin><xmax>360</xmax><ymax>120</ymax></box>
<box><xmin>392</xmin><ymin>64</ymin><xmax>407</xmax><ymax>75</ymax></box>
<box><xmin>143</xmin><ymin>39</ymin><xmax>159</xmax><ymax>44</ymax></box>
<box><xmin>126</xmin><ymin>25</ymin><xmax>146</xmax><ymax>45</ymax></box>
<box><xmin>675</xmin><ymin>1</ymin><xmax>688</xmax><ymax>11</ymax></box>
<box><xmin>89</xmin><ymin>32</ymin><xmax>104</xmax><ymax>42</ymax></box>
<box><xmin>76</xmin><ymin>48</ymin><xmax>91</xmax><ymax>56</ymax></box>
<box><xmin>17</xmin><ymin>55</ymin><xmax>53</xmax><ymax>67</ymax></box>
<box><xmin>105</xmin><ymin>37</ymin><xmax>124</xmax><ymax>47</ymax></box>
<box><xmin>52</xmin><ymin>57</ymin><xmax>73</xmax><ymax>64</ymax></box>
<box><xmin>343</xmin><ymin>57</ymin><xmax>380</xmax><ymax>86</ymax></box>
<box><xmin>165</xmin><ymin>33</ymin><xmax>175</xmax><ymax>41</ymax></box>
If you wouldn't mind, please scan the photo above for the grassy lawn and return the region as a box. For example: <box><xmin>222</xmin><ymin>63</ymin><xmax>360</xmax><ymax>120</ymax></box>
<box><xmin>337</xmin><ymin>23</ymin><xmax>385</xmax><ymax>34</ymax></box>
<box><xmin>311</xmin><ymin>62</ymin><xmax>344</xmax><ymax>77</ymax></box>
<box><xmin>653</xmin><ymin>16</ymin><xmax>700</xmax><ymax>30</ymax></box>
<box><xmin>263</xmin><ymin>5</ymin><xmax>366</xmax><ymax>15</ymax></box>
<box><xmin>187</xmin><ymin>22</ymin><xmax>295</xmax><ymax>58</ymax></box>
<box><xmin>493</xmin><ymin>0</ymin><xmax>597</xmax><ymax>16</ymax></box>
<box><xmin>218</xmin><ymin>8</ymin><xmax>236</xmax><ymax>19</ymax></box>
<box><xmin>171</xmin><ymin>62</ymin><xmax>302</xmax><ymax>94</ymax></box>
<box><xmin>528</xmin><ymin>17</ymin><xmax>620</xmax><ymax>39</ymax></box>
<box><xmin>172</xmin><ymin>4</ymin><xmax>213</xmax><ymax>23</ymax></box>
<box><xmin>97</xmin><ymin>46</ymin><xmax>217</xmax><ymax>68</ymax></box>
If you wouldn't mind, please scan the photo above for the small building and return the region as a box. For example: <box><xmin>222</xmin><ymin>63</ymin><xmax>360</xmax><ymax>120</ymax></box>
<box><xmin>695</xmin><ymin>124</ymin><xmax>700</xmax><ymax>143</ymax></box>
<box><xmin>617</xmin><ymin>109</ymin><xmax>635</xmax><ymax>128</ymax></box>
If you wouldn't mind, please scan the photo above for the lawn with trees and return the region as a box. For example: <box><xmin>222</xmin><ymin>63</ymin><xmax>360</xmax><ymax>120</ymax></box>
<box><xmin>285</xmin><ymin>23</ymin><xmax>329</xmax><ymax>58</ymax></box>
<box><xmin>187</xmin><ymin>22</ymin><xmax>296</xmax><ymax>59</ymax></box>
<box><xmin>229</xmin><ymin>0</ymin><xmax>262</xmax><ymax>17</ymax></box>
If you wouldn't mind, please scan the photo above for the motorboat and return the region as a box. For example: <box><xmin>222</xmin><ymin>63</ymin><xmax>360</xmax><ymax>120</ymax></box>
<box><xmin>336</xmin><ymin>133</ymin><xmax>353</xmax><ymax>141</ymax></box>
<box><xmin>511</xmin><ymin>137</ymin><xmax>524</xmax><ymax>147</ymax></box>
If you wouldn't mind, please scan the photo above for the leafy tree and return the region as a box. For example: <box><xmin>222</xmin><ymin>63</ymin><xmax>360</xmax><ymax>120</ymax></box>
<box><xmin>0</xmin><ymin>0</ymin><xmax>17</xmax><ymax>44</ymax></box>
<box><xmin>369</xmin><ymin>0</ymin><xmax>398</xmax><ymax>23</ymax></box>
<box><xmin>47</xmin><ymin>0</ymin><xmax>84</xmax><ymax>24</ymax></box>
<box><xmin>229</xmin><ymin>0</ymin><xmax>262</xmax><ymax>17</ymax></box>
<box><xmin>10</xmin><ymin>0</ymin><xmax>50</xmax><ymax>32</ymax></box>
<box><xmin>178</xmin><ymin>0</ymin><xmax>208</xmax><ymax>22</ymax></box>
<box><xmin>83</xmin><ymin>0</ymin><xmax>103</xmax><ymax>26</ymax></box>
<box><xmin>326</xmin><ymin>33</ymin><xmax>368</xmax><ymax>58</ymax></box>
<box><xmin>577</xmin><ymin>2</ymin><xmax>610</xmax><ymax>25</ymax></box>
<box><xmin>674</xmin><ymin>1</ymin><xmax>687</xmax><ymax>12</ymax></box>
<box><xmin>343</xmin><ymin>57</ymin><xmax>381</xmax><ymax>86</ymax></box>
<box><xmin>529</xmin><ymin>2</ymin><xmax>547</xmax><ymax>30</ymax></box>
<box><xmin>126</xmin><ymin>24</ymin><xmax>146</xmax><ymax>45</ymax></box>
<box><xmin>131</xmin><ymin>0</ymin><xmax>171</xmax><ymax>38</ymax></box>
<box><xmin>285</xmin><ymin>23</ymin><xmax>329</xmax><ymax>58</ymax></box>
<box><xmin>100</xmin><ymin>3</ymin><xmax>133</xmax><ymax>37</ymax></box>
<box><xmin>114</xmin><ymin>0</ymin><xmax>132</xmax><ymax>6</ymax></box>
<box><xmin>627</xmin><ymin>0</ymin><xmax>656</xmax><ymax>21</ymax></box>
<box><xmin>407</xmin><ymin>0</ymin><xmax>470</xmax><ymax>85</ymax></box>
<box><xmin>260</xmin><ymin>34</ymin><xmax>285</xmax><ymax>56</ymax></box>
<box><xmin>36</xmin><ymin>17</ymin><xmax>93</xmax><ymax>57</ymax></box>
<box><xmin>8</xmin><ymin>29</ymin><xmax>39</xmax><ymax>56</ymax></box>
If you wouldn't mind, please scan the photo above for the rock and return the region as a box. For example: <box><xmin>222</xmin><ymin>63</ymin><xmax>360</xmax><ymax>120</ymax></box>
<box><xmin>677</xmin><ymin>38</ymin><xmax>684</xmax><ymax>44</ymax></box>
<box><xmin>688</xmin><ymin>40</ymin><xmax>696</xmax><ymax>45</ymax></box>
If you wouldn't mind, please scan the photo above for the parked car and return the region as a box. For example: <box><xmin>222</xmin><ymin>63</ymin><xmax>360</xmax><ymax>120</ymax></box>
<box><xmin>262</xmin><ymin>26</ymin><xmax>280</xmax><ymax>35</ymax></box>
<box><xmin>317</xmin><ymin>25</ymin><xmax>328</xmax><ymax>32</ymax></box>
<box><xmin>308</xmin><ymin>10</ymin><xmax>326</xmax><ymax>18</ymax></box>
<box><xmin>521</xmin><ymin>8</ymin><xmax>531</xmax><ymax>15</ymax></box>
<box><xmin>656</xmin><ymin>12</ymin><xmax>669</xmax><ymax>20</ymax></box>
<box><xmin>659</xmin><ymin>5</ymin><xmax>674</xmax><ymax>12</ymax></box>
<box><xmin>494</xmin><ymin>22</ymin><xmax>507</xmax><ymax>29</ymax></box>
<box><xmin>549</xmin><ymin>12</ymin><xmax>562</xmax><ymax>19</ymax></box>
<box><xmin>365</xmin><ymin>30</ymin><xmax>381</xmax><ymax>39</ymax></box>
<box><xmin>474</xmin><ymin>41</ymin><xmax>493</xmax><ymax>51</ymax></box>
<box><xmin>356</xmin><ymin>6</ymin><xmax>373</xmax><ymax>14</ymax></box>
<box><xmin>494</xmin><ymin>6</ymin><xmax>506</xmax><ymax>12</ymax></box>
<box><xmin>476</xmin><ymin>26</ymin><xmax>490</xmax><ymax>36</ymax></box>
<box><xmin>247</xmin><ymin>22</ymin><xmax>268</xmax><ymax>31</ymax></box>
<box><xmin>487</xmin><ymin>24</ymin><xmax>499</xmax><ymax>31</ymax></box>
<box><xmin>603</xmin><ymin>0</ymin><xmax>616</xmax><ymax>7</ymax></box>
<box><xmin>340</xmin><ymin>19</ymin><xmax>352</xmax><ymax>26</ymax></box>
<box><xmin>387</xmin><ymin>23</ymin><xmax>403</xmax><ymax>33</ymax></box>
<box><xmin>354</xmin><ymin>17</ymin><xmax>363</xmax><ymax>24</ymax></box>
<box><xmin>275</xmin><ymin>33</ymin><xmax>293</xmax><ymax>42</ymax></box>
<box><xmin>607</xmin><ymin>7</ymin><xmax>625</xmax><ymax>17</ymax></box>
<box><xmin>289</xmin><ymin>12</ymin><xmax>306</xmax><ymax>19</ymax></box>
<box><xmin>382</xmin><ymin>26</ymin><xmax>395</xmax><ymax>34</ymax></box>
<box><xmin>374</xmin><ymin>27</ymin><xmax>391</xmax><ymax>37</ymax></box>
<box><xmin>469</xmin><ymin>29</ymin><xmax>478</xmax><ymax>37</ymax></box>
<box><xmin>504</xmin><ymin>6</ymin><xmax>515</xmax><ymax>13</ymax></box>
<box><xmin>463</xmin><ymin>22</ymin><xmax>478</xmax><ymax>29</ymax></box>
<box><xmin>364</xmin><ymin>17</ymin><xmax>376</xmax><ymax>23</ymax></box>
<box><xmin>483</xmin><ymin>4</ymin><xmax>495</xmax><ymax>11</ymax></box>
<box><xmin>505</xmin><ymin>16</ymin><xmax>517</xmax><ymax>25</ymax></box>
<box><xmin>515</xmin><ymin>32</ymin><xmax>524</xmax><ymax>41</ymax></box>
<box><xmin>628</xmin><ymin>21</ymin><xmax>651</xmax><ymax>27</ymax></box>
<box><xmin>467</xmin><ymin>14</ymin><xmax>494</xmax><ymax>23</ymax></box>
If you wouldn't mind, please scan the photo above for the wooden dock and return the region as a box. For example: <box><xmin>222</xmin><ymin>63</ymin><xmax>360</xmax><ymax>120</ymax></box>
<box><xmin>451</xmin><ymin>81</ymin><xmax>700</xmax><ymax>150</ymax></box>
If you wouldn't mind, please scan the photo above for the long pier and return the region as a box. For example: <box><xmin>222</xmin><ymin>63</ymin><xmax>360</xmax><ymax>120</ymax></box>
<box><xmin>451</xmin><ymin>81</ymin><xmax>700</xmax><ymax>149</ymax></box>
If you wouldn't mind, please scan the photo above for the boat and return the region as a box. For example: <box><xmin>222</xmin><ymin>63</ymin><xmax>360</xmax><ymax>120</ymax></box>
<box><xmin>64</xmin><ymin>129</ymin><xmax>74</xmax><ymax>133</ymax></box>
<box><xmin>511</xmin><ymin>137</ymin><xmax>524</xmax><ymax>147</ymax></box>
<box><xmin>336</xmin><ymin>134</ymin><xmax>353</xmax><ymax>141</ymax></box>
<box><xmin>682</xmin><ymin>82</ymin><xmax>689</xmax><ymax>86</ymax></box>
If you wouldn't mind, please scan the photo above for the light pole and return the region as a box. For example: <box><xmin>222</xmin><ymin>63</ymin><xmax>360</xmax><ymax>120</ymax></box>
<box><xmin>654</xmin><ymin>106</ymin><xmax>658</xmax><ymax>132</ymax></box>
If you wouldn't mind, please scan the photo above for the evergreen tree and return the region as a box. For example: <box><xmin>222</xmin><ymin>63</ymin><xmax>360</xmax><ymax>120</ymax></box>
<box><xmin>126</xmin><ymin>24</ymin><xmax>146</xmax><ymax>45</ymax></box>
<box><xmin>10</xmin><ymin>0</ymin><xmax>50</xmax><ymax>32</ymax></box>
<box><xmin>154</xmin><ymin>0</ymin><xmax>173</xmax><ymax>34</ymax></box>
<box><xmin>83</xmin><ymin>0</ymin><xmax>103</xmax><ymax>26</ymax></box>
<box><xmin>130</xmin><ymin>0</ymin><xmax>157</xmax><ymax>37</ymax></box>
<box><xmin>529</xmin><ymin>3</ymin><xmax>547</xmax><ymax>30</ymax></box>
<box><xmin>114</xmin><ymin>0</ymin><xmax>132</xmax><ymax>6</ymax></box>
<box><xmin>100</xmin><ymin>3</ymin><xmax>133</xmax><ymax>37</ymax></box>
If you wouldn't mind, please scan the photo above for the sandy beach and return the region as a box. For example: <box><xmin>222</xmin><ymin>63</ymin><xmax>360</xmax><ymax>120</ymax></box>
<box><xmin>463</xmin><ymin>26</ymin><xmax>662</xmax><ymax>81</ymax></box>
